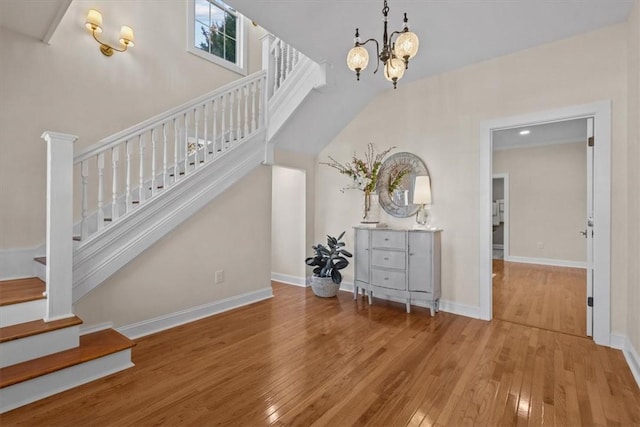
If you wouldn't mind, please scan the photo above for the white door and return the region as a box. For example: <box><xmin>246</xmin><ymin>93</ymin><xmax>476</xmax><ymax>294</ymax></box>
<box><xmin>586</xmin><ymin>117</ymin><xmax>594</xmax><ymax>337</ymax></box>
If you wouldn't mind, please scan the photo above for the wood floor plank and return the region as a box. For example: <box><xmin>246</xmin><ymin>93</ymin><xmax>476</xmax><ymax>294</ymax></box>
<box><xmin>0</xmin><ymin>316</ymin><xmax>82</xmax><ymax>343</ymax></box>
<box><xmin>0</xmin><ymin>278</ymin><xmax>45</xmax><ymax>306</ymax></box>
<box><xmin>493</xmin><ymin>260</ymin><xmax>587</xmax><ymax>337</ymax></box>
<box><xmin>1</xmin><ymin>282</ymin><xmax>638</xmax><ymax>426</ymax></box>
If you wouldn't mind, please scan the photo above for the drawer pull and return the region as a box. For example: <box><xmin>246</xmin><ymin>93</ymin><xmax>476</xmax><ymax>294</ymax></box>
<box><xmin>384</xmin><ymin>277</ymin><xmax>389</xmax><ymax>280</ymax></box>
<box><xmin>384</xmin><ymin>238</ymin><xmax>389</xmax><ymax>241</ymax></box>
<box><xmin>384</xmin><ymin>257</ymin><xmax>389</xmax><ymax>260</ymax></box>
<box><xmin>409</xmin><ymin>253</ymin><xmax>415</xmax><ymax>256</ymax></box>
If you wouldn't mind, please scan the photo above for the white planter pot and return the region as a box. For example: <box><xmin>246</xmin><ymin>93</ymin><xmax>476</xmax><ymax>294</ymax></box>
<box><xmin>310</xmin><ymin>276</ymin><xmax>340</xmax><ymax>298</ymax></box>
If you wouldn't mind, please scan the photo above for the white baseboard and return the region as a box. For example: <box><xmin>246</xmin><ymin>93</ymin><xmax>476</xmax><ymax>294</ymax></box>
<box><xmin>80</xmin><ymin>322</ymin><xmax>114</xmax><ymax>336</ymax></box>
<box><xmin>0</xmin><ymin>247</ymin><xmax>43</xmax><ymax>280</ymax></box>
<box><xmin>117</xmin><ymin>287</ymin><xmax>274</xmax><ymax>340</ymax></box>
<box><xmin>505</xmin><ymin>255</ymin><xmax>586</xmax><ymax>269</ymax></box>
<box><xmin>271</xmin><ymin>273</ymin><xmax>308</xmax><ymax>287</ymax></box>
<box><xmin>338</xmin><ymin>282</ymin><xmax>481</xmax><ymax>319</ymax></box>
<box><xmin>611</xmin><ymin>333</ymin><xmax>640</xmax><ymax>389</ymax></box>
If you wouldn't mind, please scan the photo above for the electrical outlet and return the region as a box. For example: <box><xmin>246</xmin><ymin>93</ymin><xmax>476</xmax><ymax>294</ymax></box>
<box><xmin>215</xmin><ymin>270</ymin><xmax>224</xmax><ymax>284</ymax></box>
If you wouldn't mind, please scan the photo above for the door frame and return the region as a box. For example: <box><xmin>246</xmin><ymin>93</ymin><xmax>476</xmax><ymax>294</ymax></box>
<box><xmin>479</xmin><ymin>100</ymin><xmax>611</xmax><ymax>346</ymax></box>
<box><xmin>491</xmin><ymin>173</ymin><xmax>510</xmax><ymax>259</ymax></box>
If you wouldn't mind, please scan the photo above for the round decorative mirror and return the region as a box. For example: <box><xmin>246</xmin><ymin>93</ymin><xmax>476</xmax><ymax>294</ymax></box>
<box><xmin>376</xmin><ymin>152</ymin><xmax>430</xmax><ymax>218</ymax></box>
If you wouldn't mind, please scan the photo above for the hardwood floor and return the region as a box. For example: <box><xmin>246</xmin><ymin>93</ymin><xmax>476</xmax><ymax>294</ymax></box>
<box><xmin>2</xmin><ymin>282</ymin><xmax>638</xmax><ymax>426</ymax></box>
<box><xmin>493</xmin><ymin>260</ymin><xmax>587</xmax><ymax>337</ymax></box>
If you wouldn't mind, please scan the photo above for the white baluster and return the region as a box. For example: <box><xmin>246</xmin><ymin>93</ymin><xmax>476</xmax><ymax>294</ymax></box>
<box><xmin>81</xmin><ymin>160</ymin><xmax>89</xmax><ymax>240</ymax></box>
<box><xmin>203</xmin><ymin>102</ymin><xmax>209</xmax><ymax>161</ymax></box>
<box><xmin>183</xmin><ymin>113</ymin><xmax>189</xmax><ymax>174</ymax></box>
<box><xmin>273</xmin><ymin>42</ymin><xmax>280</xmax><ymax>93</ymax></box>
<box><xmin>220</xmin><ymin>94</ymin><xmax>226</xmax><ymax>152</ymax></box>
<box><xmin>193</xmin><ymin>107</ymin><xmax>199</xmax><ymax>168</ymax></box>
<box><xmin>162</xmin><ymin>123</ymin><xmax>168</xmax><ymax>188</ymax></box>
<box><xmin>212</xmin><ymin>99</ymin><xmax>218</xmax><ymax>155</ymax></box>
<box><xmin>250</xmin><ymin>81</ymin><xmax>257</xmax><ymax>133</ymax></box>
<box><xmin>173</xmin><ymin>118</ymin><xmax>179</xmax><ymax>180</ymax></box>
<box><xmin>284</xmin><ymin>44</ymin><xmax>291</xmax><ymax>80</ymax></box>
<box><xmin>138</xmin><ymin>134</ymin><xmax>145</xmax><ymax>204</ymax></box>
<box><xmin>97</xmin><ymin>152</ymin><xmax>105</xmax><ymax>230</ymax></box>
<box><xmin>243</xmin><ymin>84</ymin><xmax>249</xmax><ymax>137</ymax></box>
<box><xmin>229</xmin><ymin>91</ymin><xmax>236</xmax><ymax>145</ymax></box>
<box><xmin>236</xmin><ymin>88</ymin><xmax>241</xmax><ymax>141</ymax></box>
<box><xmin>111</xmin><ymin>146</ymin><xmax>119</xmax><ymax>221</ymax></box>
<box><xmin>151</xmin><ymin>129</ymin><xmax>157</xmax><ymax>197</ymax></box>
<box><xmin>259</xmin><ymin>76</ymin><xmax>266</xmax><ymax>130</ymax></box>
<box><xmin>125</xmin><ymin>140</ymin><xmax>132</xmax><ymax>212</ymax></box>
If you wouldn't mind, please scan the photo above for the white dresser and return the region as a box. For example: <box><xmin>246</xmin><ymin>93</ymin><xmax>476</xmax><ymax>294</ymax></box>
<box><xmin>354</xmin><ymin>227</ymin><xmax>442</xmax><ymax>315</ymax></box>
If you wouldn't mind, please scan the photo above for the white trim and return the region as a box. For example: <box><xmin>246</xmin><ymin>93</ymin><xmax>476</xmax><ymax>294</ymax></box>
<box><xmin>0</xmin><ymin>349</ymin><xmax>133</xmax><ymax>414</ymax></box>
<box><xmin>479</xmin><ymin>101</ymin><xmax>611</xmax><ymax>347</ymax></box>
<box><xmin>271</xmin><ymin>273</ymin><xmax>308</xmax><ymax>287</ymax></box>
<box><xmin>117</xmin><ymin>287</ymin><xmax>273</xmax><ymax>340</ymax></box>
<box><xmin>186</xmin><ymin>0</ymin><xmax>248</xmax><ymax>76</ymax></box>
<box><xmin>492</xmin><ymin>244</ymin><xmax>504</xmax><ymax>250</ymax></box>
<box><xmin>493</xmin><ymin>136</ymin><xmax>586</xmax><ymax>151</ymax></box>
<box><xmin>610</xmin><ymin>333</ymin><xmax>640</xmax><ymax>389</ymax></box>
<box><xmin>0</xmin><ymin>247</ymin><xmax>42</xmax><ymax>280</ymax></box>
<box><xmin>504</xmin><ymin>255</ymin><xmax>587</xmax><ymax>269</ymax></box>
<box><xmin>41</xmin><ymin>0</ymin><xmax>72</xmax><ymax>44</ymax></box>
<box><xmin>0</xmin><ymin>325</ymin><xmax>79</xmax><ymax>368</ymax></box>
<box><xmin>0</xmin><ymin>299</ymin><xmax>45</xmax><ymax>328</ymax></box>
<box><xmin>80</xmin><ymin>322</ymin><xmax>114</xmax><ymax>336</ymax></box>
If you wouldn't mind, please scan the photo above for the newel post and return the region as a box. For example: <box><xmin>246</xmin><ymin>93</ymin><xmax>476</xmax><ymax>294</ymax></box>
<box><xmin>261</xmin><ymin>33</ymin><xmax>275</xmax><ymax>100</ymax></box>
<box><xmin>41</xmin><ymin>131</ymin><xmax>78</xmax><ymax>321</ymax></box>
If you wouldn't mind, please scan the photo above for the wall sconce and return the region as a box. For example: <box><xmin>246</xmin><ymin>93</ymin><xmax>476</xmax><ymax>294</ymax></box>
<box><xmin>85</xmin><ymin>9</ymin><xmax>134</xmax><ymax>57</ymax></box>
<box><xmin>413</xmin><ymin>175</ymin><xmax>432</xmax><ymax>227</ymax></box>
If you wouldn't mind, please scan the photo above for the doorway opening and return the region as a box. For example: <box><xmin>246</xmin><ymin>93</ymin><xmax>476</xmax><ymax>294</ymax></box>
<box><xmin>271</xmin><ymin>166</ymin><xmax>307</xmax><ymax>286</ymax></box>
<box><xmin>491</xmin><ymin>119</ymin><xmax>588</xmax><ymax>337</ymax></box>
<box><xmin>479</xmin><ymin>101</ymin><xmax>612</xmax><ymax>346</ymax></box>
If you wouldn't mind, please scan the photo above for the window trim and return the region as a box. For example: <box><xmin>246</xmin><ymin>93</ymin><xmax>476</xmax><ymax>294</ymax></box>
<box><xmin>187</xmin><ymin>0</ymin><xmax>248</xmax><ymax>76</ymax></box>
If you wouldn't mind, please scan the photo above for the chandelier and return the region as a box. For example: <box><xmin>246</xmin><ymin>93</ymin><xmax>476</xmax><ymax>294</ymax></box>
<box><xmin>346</xmin><ymin>0</ymin><xmax>419</xmax><ymax>89</ymax></box>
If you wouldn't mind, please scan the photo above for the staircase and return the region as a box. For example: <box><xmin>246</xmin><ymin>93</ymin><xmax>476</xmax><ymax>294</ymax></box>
<box><xmin>0</xmin><ymin>35</ymin><xmax>325</xmax><ymax>413</ymax></box>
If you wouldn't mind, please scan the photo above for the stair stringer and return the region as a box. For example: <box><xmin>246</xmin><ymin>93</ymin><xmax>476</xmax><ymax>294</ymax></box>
<box><xmin>72</xmin><ymin>130</ymin><xmax>266</xmax><ymax>303</ymax></box>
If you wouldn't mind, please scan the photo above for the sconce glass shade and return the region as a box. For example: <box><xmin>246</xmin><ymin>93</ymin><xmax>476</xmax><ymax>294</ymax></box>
<box><xmin>395</xmin><ymin>31</ymin><xmax>419</xmax><ymax>60</ymax></box>
<box><xmin>384</xmin><ymin>57</ymin><xmax>405</xmax><ymax>82</ymax></box>
<box><xmin>347</xmin><ymin>46</ymin><xmax>369</xmax><ymax>72</ymax></box>
<box><xmin>413</xmin><ymin>175</ymin><xmax>432</xmax><ymax>204</ymax></box>
<box><xmin>85</xmin><ymin>9</ymin><xmax>103</xmax><ymax>33</ymax></box>
<box><xmin>119</xmin><ymin>26</ymin><xmax>135</xmax><ymax>46</ymax></box>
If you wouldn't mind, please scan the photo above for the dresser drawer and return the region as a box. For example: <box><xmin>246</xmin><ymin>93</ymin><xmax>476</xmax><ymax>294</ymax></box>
<box><xmin>371</xmin><ymin>249</ymin><xmax>405</xmax><ymax>270</ymax></box>
<box><xmin>371</xmin><ymin>231</ymin><xmax>406</xmax><ymax>249</ymax></box>
<box><xmin>371</xmin><ymin>268</ymin><xmax>406</xmax><ymax>290</ymax></box>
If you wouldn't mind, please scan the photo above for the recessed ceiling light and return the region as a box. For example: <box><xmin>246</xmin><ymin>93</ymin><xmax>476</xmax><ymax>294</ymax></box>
<box><xmin>519</xmin><ymin>130</ymin><xmax>531</xmax><ymax>135</ymax></box>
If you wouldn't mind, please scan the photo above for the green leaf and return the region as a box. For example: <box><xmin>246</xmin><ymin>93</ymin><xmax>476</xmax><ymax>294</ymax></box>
<box><xmin>331</xmin><ymin>269</ymin><xmax>342</xmax><ymax>285</ymax></box>
<box><xmin>340</xmin><ymin>249</ymin><xmax>353</xmax><ymax>258</ymax></box>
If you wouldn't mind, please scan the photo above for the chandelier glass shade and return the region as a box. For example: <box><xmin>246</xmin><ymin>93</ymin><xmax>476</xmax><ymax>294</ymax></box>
<box><xmin>346</xmin><ymin>0</ymin><xmax>419</xmax><ymax>89</ymax></box>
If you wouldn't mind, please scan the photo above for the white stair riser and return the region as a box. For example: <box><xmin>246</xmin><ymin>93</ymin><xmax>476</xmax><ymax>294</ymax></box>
<box><xmin>0</xmin><ymin>325</ymin><xmax>79</xmax><ymax>368</ymax></box>
<box><xmin>34</xmin><ymin>261</ymin><xmax>46</xmax><ymax>282</ymax></box>
<box><xmin>0</xmin><ymin>349</ymin><xmax>134</xmax><ymax>414</ymax></box>
<box><xmin>0</xmin><ymin>299</ymin><xmax>45</xmax><ymax>328</ymax></box>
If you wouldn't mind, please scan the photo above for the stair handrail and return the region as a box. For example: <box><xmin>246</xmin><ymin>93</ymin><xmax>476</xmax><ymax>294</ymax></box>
<box><xmin>74</xmin><ymin>71</ymin><xmax>267</xmax><ymax>164</ymax></box>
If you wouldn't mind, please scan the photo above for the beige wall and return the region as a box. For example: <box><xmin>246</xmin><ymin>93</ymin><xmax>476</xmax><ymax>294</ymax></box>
<box><xmin>627</xmin><ymin>1</ymin><xmax>640</xmax><ymax>355</ymax></box>
<box><xmin>316</xmin><ymin>24</ymin><xmax>629</xmax><ymax>333</ymax></box>
<box><xmin>271</xmin><ymin>166</ymin><xmax>306</xmax><ymax>279</ymax></box>
<box><xmin>493</xmin><ymin>142</ymin><xmax>586</xmax><ymax>263</ymax></box>
<box><xmin>0</xmin><ymin>0</ymin><xmax>266</xmax><ymax>250</ymax></box>
<box><xmin>75</xmin><ymin>166</ymin><xmax>272</xmax><ymax>327</ymax></box>
<box><xmin>274</xmin><ymin>149</ymin><xmax>317</xmax><ymax>279</ymax></box>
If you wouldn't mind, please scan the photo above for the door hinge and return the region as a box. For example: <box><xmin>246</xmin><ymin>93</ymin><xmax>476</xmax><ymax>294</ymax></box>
<box><xmin>587</xmin><ymin>297</ymin><xmax>594</xmax><ymax>307</ymax></box>
<box><xmin>588</xmin><ymin>136</ymin><xmax>594</xmax><ymax>147</ymax></box>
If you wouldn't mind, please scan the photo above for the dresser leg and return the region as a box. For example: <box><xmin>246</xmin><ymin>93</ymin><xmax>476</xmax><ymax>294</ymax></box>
<box><xmin>406</xmin><ymin>300</ymin><xmax>411</xmax><ymax>313</ymax></box>
<box><xmin>367</xmin><ymin>291</ymin><xmax>372</xmax><ymax>305</ymax></box>
<box><xmin>353</xmin><ymin>286</ymin><xmax>358</xmax><ymax>300</ymax></box>
<box><xmin>430</xmin><ymin>306</ymin><xmax>435</xmax><ymax>316</ymax></box>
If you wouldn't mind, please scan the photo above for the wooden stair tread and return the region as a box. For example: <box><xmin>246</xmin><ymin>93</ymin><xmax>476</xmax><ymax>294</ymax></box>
<box><xmin>0</xmin><ymin>329</ymin><xmax>135</xmax><ymax>388</ymax></box>
<box><xmin>0</xmin><ymin>278</ymin><xmax>45</xmax><ymax>306</ymax></box>
<box><xmin>0</xmin><ymin>316</ymin><xmax>82</xmax><ymax>343</ymax></box>
<box><xmin>34</xmin><ymin>257</ymin><xmax>46</xmax><ymax>265</ymax></box>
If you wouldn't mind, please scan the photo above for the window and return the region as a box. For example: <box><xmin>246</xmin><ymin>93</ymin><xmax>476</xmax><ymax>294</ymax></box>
<box><xmin>188</xmin><ymin>0</ymin><xmax>247</xmax><ymax>75</ymax></box>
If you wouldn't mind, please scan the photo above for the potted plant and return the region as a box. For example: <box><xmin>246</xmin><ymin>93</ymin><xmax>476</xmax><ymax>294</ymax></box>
<box><xmin>305</xmin><ymin>232</ymin><xmax>353</xmax><ymax>297</ymax></box>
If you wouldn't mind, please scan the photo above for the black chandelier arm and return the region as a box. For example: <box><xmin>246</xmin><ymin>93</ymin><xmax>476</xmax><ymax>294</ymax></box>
<box><xmin>358</xmin><ymin>38</ymin><xmax>381</xmax><ymax>74</ymax></box>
